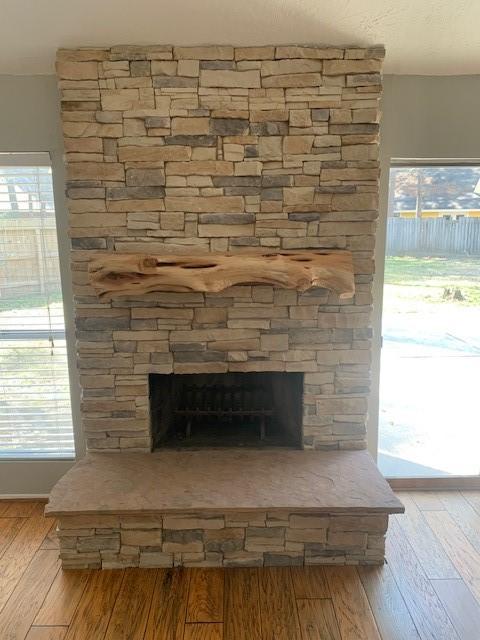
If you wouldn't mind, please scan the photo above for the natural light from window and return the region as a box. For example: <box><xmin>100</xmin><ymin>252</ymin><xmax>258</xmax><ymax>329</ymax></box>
<box><xmin>378</xmin><ymin>163</ymin><xmax>480</xmax><ymax>478</ymax></box>
<box><xmin>0</xmin><ymin>156</ymin><xmax>74</xmax><ymax>458</ymax></box>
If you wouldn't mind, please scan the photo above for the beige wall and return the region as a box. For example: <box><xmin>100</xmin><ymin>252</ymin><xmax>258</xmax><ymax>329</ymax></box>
<box><xmin>1</xmin><ymin>72</ymin><xmax>479</xmax><ymax>490</ymax></box>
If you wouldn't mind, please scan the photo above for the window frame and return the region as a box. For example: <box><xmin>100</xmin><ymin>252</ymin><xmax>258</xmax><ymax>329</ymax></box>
<box><xmin>0</xmin><ymin>152</ymin><xmax>82</xmax><ymax>494</ymax></box>
<box><xmin>370</xmin><ymin>156</ymin><xmax>480</xmax><ymax>489</ymax></box>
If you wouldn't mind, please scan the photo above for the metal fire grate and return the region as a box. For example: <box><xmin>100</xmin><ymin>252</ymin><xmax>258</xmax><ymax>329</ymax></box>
<box><xmin>174</xmin><ymin>382</ymin><xmax>273</xmax><ymax>441</ymax></box>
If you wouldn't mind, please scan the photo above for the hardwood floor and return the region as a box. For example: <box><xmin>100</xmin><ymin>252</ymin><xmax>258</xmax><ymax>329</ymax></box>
<box><xmin>0</xmin><ymin>491</ymin><xmax>480</xmax><ymax>640</ymax></box>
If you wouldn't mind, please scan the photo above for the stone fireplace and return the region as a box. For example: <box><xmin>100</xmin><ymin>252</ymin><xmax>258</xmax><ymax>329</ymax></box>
<box><xmin>46</xmin><ymin>43</ymin><xmax>403</xmax><ymax>569</ymax></box>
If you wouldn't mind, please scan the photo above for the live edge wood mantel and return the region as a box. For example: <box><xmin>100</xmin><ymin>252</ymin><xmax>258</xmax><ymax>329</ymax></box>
<box><xmin>88</xmin><ymin>250</ymin><xmax>355</xmax><ymax>299</ymax></box>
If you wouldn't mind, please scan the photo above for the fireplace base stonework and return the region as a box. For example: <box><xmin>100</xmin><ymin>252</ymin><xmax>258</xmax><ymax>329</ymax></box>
<box><xmin>56</xmin><ymin>511</ymin><xmax>390</xmax><ymax>569</ymax></box>
<box><xmin>48</xmin><ymin>43</ymin><xmax>403</xmax><ymax>568</ymax></box>
<box><xmin>46</xmin><ymin>450</ymin><xmax>403</xmax><ymax>569</ymax></box>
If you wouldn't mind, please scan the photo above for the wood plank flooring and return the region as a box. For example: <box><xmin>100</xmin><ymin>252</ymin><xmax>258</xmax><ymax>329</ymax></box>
<box><xmin>0</xmin><ymin>491</ymin><xmax>479</xmax><ymax>639</ymax></box>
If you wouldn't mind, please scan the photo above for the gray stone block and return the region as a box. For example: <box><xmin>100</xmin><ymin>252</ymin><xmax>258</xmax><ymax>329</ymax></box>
<box><xmin>210</xmin><ymin>119</ymin><xmax>249</xmax><ymax>135</ymax></box>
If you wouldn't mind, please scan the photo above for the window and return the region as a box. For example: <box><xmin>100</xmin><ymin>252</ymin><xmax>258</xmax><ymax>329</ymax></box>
<box><xmin>378</xmin><ymin>162</ymin><xmax>480</xmax><ymax>478</ymax></box>
<box><xmin>0</xmin><ymin>154</ymin><xmax>74</xmax><ymax>458</ymax></box>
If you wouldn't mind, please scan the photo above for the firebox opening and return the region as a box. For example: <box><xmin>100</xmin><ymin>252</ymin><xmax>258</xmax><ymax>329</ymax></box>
<box><xmin>149</xmin><ymin>372</ymin><xmax>303</xmax><ymax>449</ymax></box>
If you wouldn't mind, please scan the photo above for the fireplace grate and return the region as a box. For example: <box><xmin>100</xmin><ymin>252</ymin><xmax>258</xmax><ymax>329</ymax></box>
<box><xmin>174</xmin><ymin>382</ymin><xmax>273</xmax><ymax>440</ymax></box>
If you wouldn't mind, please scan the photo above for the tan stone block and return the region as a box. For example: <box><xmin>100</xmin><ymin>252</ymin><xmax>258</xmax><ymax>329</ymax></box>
<box><xmin>173</xmin><ymin>363</ymin><xmax>228</xmax><ymax>374</ymax></box>
<box><xmin>68</xmin><ymin>199</ymin><xmax>106</xmax><ymax>213</ymax></box>
<box><xmin>261</xmin><ymin>59</ymin><xmax>322</xmax><ymax>76</ymax></box>
<box><xmin>171</xmin><ymin>117</ymin><xmax>210</xmax><ymax>135</ymax></box>
<box><xmin>258</xmin><ymin>137</ymin><xmax>282</xmax><ymax>160</ymax></box>
<box><xmin>234</xmin><ymin>161</ymin><xmax>262</xmax><ymax>176</ymax></box>
<box><xmin>57</xmin><ymin>61</ymin><xmax>99</xmax><ymax>80</ymax></box>
<box><xmin>63</xmin><ymin>122</ymin><xmax>122</xmax><ymax>138</ymax></box>
<box><xmin>118</xmin><ymin>146</ymin><xmax>191</xmax><ymax>162</ymax></box>
<box><xmin>289</xmin><ymin>514</ymin><xmax>329</xmax><ymax>529</ymax></box>
<box><xmin>289</xmin><ymin>109</ymin><xmax>312</xmax><ymax>127</ymax></box>
<box><xmin>200</xmin><ymin>70</ymin><xmax>261</xmax><ymax>88</ymax></box>
<box><xmin>60</xmin><ymin>515</ymin><xmax>120</xmax><ymax>529</ymax></box>
<box><xmin>64</xmin><ymin>137</ymin><xmax>103</xmax><ymax>153</ymax></box>
<box><xmin>121</xmin><ymin>530</ymin><xmax>162</xmax><ymax>546</ymax></box>
<box><xmin>211</xmin><ymin>110</ymin><xmax>249</xmax><ymax>120</ymax></box>
<box><xmin>137</xmin><ymin>341</ymin><xmax>169</xmax><ymax>352</ymax></box>
<box><xmin>161</xmin><ymin>212</ymin><xmax>184</xmax><ymax>230</ymax></box>
<box><xmin>165</xmin><ymin>196</ymin><xmax>243</xmax><ymax>213</ymax></box>
<box><xmin>229</xmin><ymin>361</ymin><xmax>284</xmax><ymax>372</ymax></box>
<box><xmin>330</xmin><ymin>516</ymin><xmax>388</xmax><ymax>533</ymax></box>
<box><xmin>245</xmin><ymin>527</ymin><xmax>285</xmax><ymax>550</ymax></box>
<box><xmin>313</xmin><ymin>134</ymin><xmax>342</xmax><ymax>148</ymax></box>
<box><xmin>283</xmin><ymin>187</ymin><xmax>314</xmax><ymax>205</ymax></box>
<box><xmin>235</xmin><ymin>46</ymin><xmax>275</xmax><ymax>60</ymax></box>
<box><xmin>177</xmin><ymin>59</ymin><xmax>200</xmax><ymax>77</ymax></box>
<box><xmin>151</xmin><ymin>61</ymin><xmax>178</xmax><ymax>76</ymax></box>
<box><xmin>327</xmin><ymin>530</ymin><xmax>367</xmax><ymax>548</ymax></box>
<box><xmin>224</xmin><ymin>144</ymin><xmax>244</xmax><ymax>161</ymax></box>
<box><xmin>289</xmin><ymin>306</ymin><xmax>319</xmax><ymax>320</ymax></box>
<box><xmin>316</xmin><ymin>397</ymin><xmax>368</xmax><ymax>414</ymax></box>
<box><xmin>275</xmin><ymin>46</ymin><xmax>343</xmax><ymax>59</ymax></box>
<box><xmin>286</xmin><ymin>528</ymin><xmax>327</xmax><ymax>543</ymax></box>
<box><xmin>283</xmin><ymin>136</ymin><xmax>314</xmax><ymax>155</ymax></box>
<box><xmin>341</xmin><ymin>145</ymin><xmax>378</xmax><ymax>161</ymax></box>
<box><xmin>194</xmin><ymin>308</ymin><xmax>227</xmax><ymax>324</ymax></box>
<box><xmin>209</xmin><ymin>339</ymin><xmax>260</xmax><ymax>351</ymax></box>
<box><xmin>262</xmin><ymin>73</ymin><xmax>321</xmax><ymax>88</ymax></box>
<box><xmin>171</xmin><ymin>328</ymin><xmax>258</xmax><ymax>342</ymax></box>
<box><xmin>67</xmin><ymin>161</ymin><xmax>125</xmax><ymax>181</ymax></box>
<box><xmin>323</xmin><ymin>59</ymin><xmax>382</xmax><ymax>75</ymax></box>
<box><xmin>163</xmin><ymin>516</ymin><xmax>224</xmax><ymax>529</ymax></box>
<box><xmin>132</xmin><ymin>308</ymin><xmax>193</xmax><ymax>319</ymax></box>
<box><xmin>113</xmin><ymin>330</ymin><xmax>169</xmax><ymax>341</ymax></box>
<box><xmin>198</xmin><ymin>224</ymin><xmax>254</xmax><ymax>237</ymax></box>
<box><xmin>330</xmin><ymin>109</ymin><xmax>352</xmax><ymax>124</ymax></box>
<box><xmin>110</xmin><ymin>44</ymin><xmax>172</xmax><ymax>59</ymax></box>
<box><xmin>119</xmin><ymin>516</ymin><xmax>163</xmax><ymax>530</ymax></box>
<box><xmin>260</xmin><ymin>334</ymin><xmax>288</xmax><ymax>351</ymax></box>
<box><xmin>352</xmin><ymin>108</ymin><xmax>379</xmax><ymax>123</ymax></box>
<box><xmin>227</xmin><ymin>351</ymin><xmax>249</xmax><ymax>362</ymax></box>
<box><xmin>321</xmin><ymin>168</ymin><xmax>378</xmax><ymax>181</ymax></box>
<box><xmin>250</xmin><ymin>109</ymin><xmax>288</xmax><ymax>122</ymax></box>
<box><xmin>107</xmin><ymin>201</ymin><xmax>164</xmax><ymax>217</ymax></box>
<box><xmin>70</xmin><ymin>213</ymin><xmax>126</xmax><ymax>228</ymax></box>
<box><xmin>174</xmin><ymin>46</ymin><xmax>234</xmax><ymax>60</ymax></box>
<box><xmin>228</xmin><ymin>307</ymin><xmax>287</xmax><ymax>319</ymax></box>
<box><xmin>139</xmin><ymin>552</ymin><xmax>173</xmax><ymax>567</ymax></box>
<box><xmin>225</xmin><ymin>512</ymin><xmax>267</xmax><ymax>527</ymax></box>
<box><xmin>223</xmin><ymin>552</ymin><xmax>263</xmax><ymax>567</ymax></box>
<box><xmin>101</xmin><ymin>89</ymin><xmax>153</xmax><ymax>111</ymax></box>
<box><xmin>304</xmin><ymin>371</ymin><xmax>334</xmax><ymax>385</ymax></box>
<box><xmin>163</xmin><ymin>542</ymin><xmax>204</xmax><ymax>553</ymax></box>
<box><xmin>165</xmin><ymin>161</ymin><xmax>233</xmax><ymax>176</ymax></box>
<box><xmin>58</xmin><ymin>48</ymin><xmax>109</xmax><ymax>62</ymax></box>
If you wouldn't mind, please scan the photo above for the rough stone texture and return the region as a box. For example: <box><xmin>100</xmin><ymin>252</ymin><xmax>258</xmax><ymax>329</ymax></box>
<box><xmin>46</xmin><ymin>450</ymin><xmax>403</xmax><ymax>516</ymax></box>
<box><xmin>56</xmin><ymin>509</ymin><xmax>389</xmax><ymax>569</ymax></box>
<box><xmin>57</xmin><ymin>44</ymin><xmax>383</xmax><ymax>454</ymax></box>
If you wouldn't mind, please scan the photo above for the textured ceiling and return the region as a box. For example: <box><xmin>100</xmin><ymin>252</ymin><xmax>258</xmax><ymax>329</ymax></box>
<box><xmin>1</xmin><ymin>0</ymin><xmax>479</xmax><ymax>75</ymax></box>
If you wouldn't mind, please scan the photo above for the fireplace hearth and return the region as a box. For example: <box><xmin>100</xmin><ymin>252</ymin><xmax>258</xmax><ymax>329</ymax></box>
<box><xmin>150</xmin><ymin>372</ymin><xmax>303</xmax><ymax>448</ymax></box>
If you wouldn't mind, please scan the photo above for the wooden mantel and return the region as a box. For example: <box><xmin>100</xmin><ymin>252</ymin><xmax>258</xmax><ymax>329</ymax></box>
<box><xmin>88</xmin><ymin>250</ymin><xmax>355</xmax><ymax>300</ymax></box>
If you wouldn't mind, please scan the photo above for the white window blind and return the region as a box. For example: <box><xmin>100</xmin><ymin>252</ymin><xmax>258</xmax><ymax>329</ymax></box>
<box><xmin>0</xmin><ymin>154</ymin><xmax>74</xmax><ymax>458</ymax></box>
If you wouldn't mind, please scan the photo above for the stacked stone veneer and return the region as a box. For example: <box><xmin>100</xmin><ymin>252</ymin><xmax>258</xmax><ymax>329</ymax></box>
<box><xmin>58</xmin><ymin>510</ymin><xmax>388</xmax><ymax>569</ymax></box>
<box><xmin>58</xmin><ymin>44</ymin><xmax>383</xmax><ymax>453</ymax></box>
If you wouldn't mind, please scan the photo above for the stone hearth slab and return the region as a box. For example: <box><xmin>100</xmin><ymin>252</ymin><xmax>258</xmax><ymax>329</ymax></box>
<box><xmin>46</xmin><ymin>449</ymin><xmax>402</xmax><ymax>517</ymax></box>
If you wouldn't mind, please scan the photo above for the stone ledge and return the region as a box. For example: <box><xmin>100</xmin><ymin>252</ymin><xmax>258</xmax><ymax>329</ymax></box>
<box><xmin>45</xmin><ymin>449</ymin><xmax>403</xmax><ymax>517</ymax></box>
